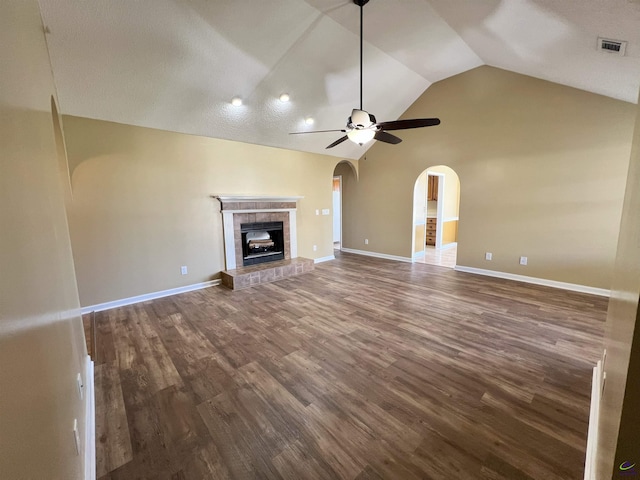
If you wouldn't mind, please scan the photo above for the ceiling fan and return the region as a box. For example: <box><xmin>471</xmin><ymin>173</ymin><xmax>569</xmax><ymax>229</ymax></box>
<box><xmin>290</xmin><ymin>0</ymin><xmax>440</xmax><ymax>149</ymax></box>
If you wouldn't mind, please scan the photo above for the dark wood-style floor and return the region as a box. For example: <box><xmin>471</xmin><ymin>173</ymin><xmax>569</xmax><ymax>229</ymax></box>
<box><xmin>94</xmin><ymin>252</ymin><xmax>606</xmax><ymax>480</ymax></box>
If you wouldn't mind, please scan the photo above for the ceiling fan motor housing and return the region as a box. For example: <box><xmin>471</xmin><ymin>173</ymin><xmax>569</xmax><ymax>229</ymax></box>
<box><xmin>349</xmin><ymin>109</ymin><xmax>376</xmax><ymax>129</ymax></box>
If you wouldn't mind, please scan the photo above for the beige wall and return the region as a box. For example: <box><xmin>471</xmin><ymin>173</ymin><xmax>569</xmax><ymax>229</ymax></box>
<box><xmin>342</xmin><ymin>66</ymin><xmax>635</xmax><ymax>289</ymax></box>
<box><xmin>597</xmin><ymin>92</ymin><xmax>640</xmax><ymax>478</ymax></box>
<box><xmin>414</xmin><ymin>224</ymin><xmax>426</xmax><ymax>254</ymax></box>
<box><xmin>62</xmin><ymin>116</ymin><xmax>346</xmax><ymax>307</ymax></box>
<box><xmin>0</xmin><ymin>1</ymin><xmax>87</xmax><ymax>478</ymax></box>
<box><xmin>442</xmin><ymin>221</ymin><xmax>458</xmax><ymax>245</ymax></box>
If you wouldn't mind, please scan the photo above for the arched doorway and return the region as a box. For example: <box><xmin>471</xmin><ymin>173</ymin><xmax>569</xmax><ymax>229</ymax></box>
<box><xmin>332</xmin><ymin>160</ymin><xmax>357</xmax><ymax>251</ymax></box>
<box><xmin>412</xmin><ymin>165</ymin><xmax>460</xmax><ymax>268</ymax></box>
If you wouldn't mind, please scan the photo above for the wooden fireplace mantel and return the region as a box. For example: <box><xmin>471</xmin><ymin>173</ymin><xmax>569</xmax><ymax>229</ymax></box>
<box><xmin>214</xmin><ymin>195</ymin><xmax>303</xmax><ymax>204</ymax></box>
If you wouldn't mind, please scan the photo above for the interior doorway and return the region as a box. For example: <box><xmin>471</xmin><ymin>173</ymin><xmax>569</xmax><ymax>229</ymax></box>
<box><xmin>332</xmin><ymin>176</ymin><xmax>342</xmax><ymax>250</ymax></box>
<box><xmin>332</xmin><ymin>160</ymin><xmax>357</xmax><ymax>252</ymax></box>
<box><xmin>412</xmin><ymin>166</ymin><xmax>460</xmax><ymax>268</ymax></box>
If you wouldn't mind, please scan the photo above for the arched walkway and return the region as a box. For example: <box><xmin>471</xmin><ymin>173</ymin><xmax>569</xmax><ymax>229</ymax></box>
<box><xmin>412</xmin><ymin>165</ymin><xmax>460</xmax><ymax>268</ymax></box>
<box><xmin>332</xmin><ymin>160</ymin><xmax>357</xmax><ymax>251</ymax></box>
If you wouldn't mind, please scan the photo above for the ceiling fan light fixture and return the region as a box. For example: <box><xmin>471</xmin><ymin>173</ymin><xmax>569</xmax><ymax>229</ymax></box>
<box><xmin>230</xmin><ymin>96</ymin><xmax>243</xmax><ymax>106</ymax></box>
<box><xmin>347</xmin><ymin>128</ymin><xmax>375</xmax><ymax>146</ymax></box>
<box><xmin>279</xmin><ymin>93</ymin><xmax>290</xmax><ymax>102</ymax></box>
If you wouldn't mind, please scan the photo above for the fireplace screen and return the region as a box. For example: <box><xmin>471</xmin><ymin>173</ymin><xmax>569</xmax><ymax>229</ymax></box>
<box><xmin>240</xmin><ymin>221</ymin><xmax>284</xmax><ymax>266</ymax></box>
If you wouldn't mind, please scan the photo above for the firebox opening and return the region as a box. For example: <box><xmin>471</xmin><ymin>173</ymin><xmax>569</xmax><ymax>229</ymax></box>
<box><xmin>241</xmin><ymin>221</ymin><xmax>285</xmax><ymax>266</ymax></box>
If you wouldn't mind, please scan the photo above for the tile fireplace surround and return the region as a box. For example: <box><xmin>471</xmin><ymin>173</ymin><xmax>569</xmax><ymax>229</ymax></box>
<box><xmin>214</xmin><ymin>195</ymin><xmax>303</xmax><ymax>271</ymax></box>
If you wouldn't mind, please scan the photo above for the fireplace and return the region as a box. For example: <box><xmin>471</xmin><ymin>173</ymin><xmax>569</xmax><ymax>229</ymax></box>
<box><xmin>215</xmin><ymin>195</ymin><xmax>302</xmax><ymax>271</ymax></box>
<box><xmin>241</xmin><ymin>221</ymin><xmax>284</xmax><ymax>266</ymax></box>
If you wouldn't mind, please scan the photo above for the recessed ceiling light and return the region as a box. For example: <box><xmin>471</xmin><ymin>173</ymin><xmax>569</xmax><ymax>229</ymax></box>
<box><xmin>231</xmin><ymin>97</ymin><xmax>243</xmax><ymax>106</ymax></box>
<box><xmin>279</xmin><ymin>93</ymin><xmax>290</xmax><ymax>102</ymax></box>
<box><xmin>305</xmin><ymin>117</ymin><xmax>314</xmax><ymax>125</ymax></box>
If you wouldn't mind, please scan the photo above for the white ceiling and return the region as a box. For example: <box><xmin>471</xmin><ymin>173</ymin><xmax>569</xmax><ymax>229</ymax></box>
<box><xmin>39</xmin><ymin>0</ymin><xmax>640</xmax><ymax>160</ymax></box>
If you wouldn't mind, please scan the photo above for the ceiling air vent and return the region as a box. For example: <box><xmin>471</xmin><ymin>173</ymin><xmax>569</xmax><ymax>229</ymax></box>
<box><xmin>598</xmin><ymin>37</ymin><xmax>627</xmax><ymax>56</ymax></box>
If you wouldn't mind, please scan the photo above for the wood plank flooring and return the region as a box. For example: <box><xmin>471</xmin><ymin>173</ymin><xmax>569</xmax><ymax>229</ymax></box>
<box><xmin>94</xmin><ymin>252</ymin><xmax>606</xmax><ymax>479</ymax></box>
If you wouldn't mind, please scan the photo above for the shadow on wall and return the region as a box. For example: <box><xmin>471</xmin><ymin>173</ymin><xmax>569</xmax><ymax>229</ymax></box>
<box><xmin>63</xmin><ymin>115</ymin><xmax>142</xmax><ymax>181</ymax></box>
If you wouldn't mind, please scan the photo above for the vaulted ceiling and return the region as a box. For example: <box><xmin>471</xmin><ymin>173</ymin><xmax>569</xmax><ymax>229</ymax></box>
<box><xmin>39</xmin><ymin>0</ymin><xmax>640</xmax><ymax>160</ymax></box>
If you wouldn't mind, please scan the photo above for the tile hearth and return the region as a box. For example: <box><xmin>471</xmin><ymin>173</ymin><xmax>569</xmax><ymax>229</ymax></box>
<box><xmin>220</xmin><ymin>257</ymin><xmax>314</xmax><ymax>290</ymax></box>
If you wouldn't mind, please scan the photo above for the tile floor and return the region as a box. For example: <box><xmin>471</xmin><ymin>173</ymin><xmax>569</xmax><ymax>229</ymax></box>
<box><xmin>414</xmin><ymin>244</ymin><xmax>457</xmax><ymax>268</ymax></box>
<box><xmin>335</xmin><ymin>242</ymin><xmax>456</xmax><ymax>269</ymax></box>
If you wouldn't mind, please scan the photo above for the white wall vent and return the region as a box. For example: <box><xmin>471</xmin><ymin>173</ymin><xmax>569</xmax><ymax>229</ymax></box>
<box><xmin>597</xmin><ymin>37</ymin><xmax>627</xmax><ymax>56</ymax></box>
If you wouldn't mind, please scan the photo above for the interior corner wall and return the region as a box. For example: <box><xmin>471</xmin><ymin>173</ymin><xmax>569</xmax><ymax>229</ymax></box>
<box><xmin>596</xmin><ymin>90</ymin><xmax>640</xmax><ymax>479</ymax></box>
<box><xmin>343</xmin><ymin>66</ymin><xmax>635</xmax><ymax>289</ymax></box>
<box><xmin>61</xmin><ymin>116</ymin><xmax>341</xmax><ymax>307</ymax></box>
<box><xmin>0</xmin><ymin>1</ymin><xmax>87</xmax><ymax>479</ymax></box>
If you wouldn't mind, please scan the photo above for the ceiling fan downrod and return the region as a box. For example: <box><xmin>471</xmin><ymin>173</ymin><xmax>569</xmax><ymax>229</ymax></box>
<box><xmin>354</xmin><ymin>0</ymin><xmax>370</xmax><ymax>111</ymax></box>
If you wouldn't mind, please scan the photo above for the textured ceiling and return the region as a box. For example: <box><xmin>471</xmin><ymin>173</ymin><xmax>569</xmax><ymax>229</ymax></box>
<box><xmin>39</xmin><ymin>0</ymin><xmax>640</xmax><ymax>160</ymax></box>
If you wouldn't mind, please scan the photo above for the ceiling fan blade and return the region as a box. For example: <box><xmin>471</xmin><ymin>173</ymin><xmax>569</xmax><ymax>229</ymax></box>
<box><xmin>374</xmin><ymin>131</ymin><xmax>402</xmax><ymax>145</ymax></box>
<box><xmin>289</xmin><ymin>129</ymin><xmax>346</xmax><ymax>135</ymax></box>
<box><xmin>326</xmin><ymin>136</ymin><xmax>349</xmax><ymax>149</ymax></box>
<box><xmin>377</xmin><ymin>118</ymin><xmax>441</xmax><ymax>131</ymax></box>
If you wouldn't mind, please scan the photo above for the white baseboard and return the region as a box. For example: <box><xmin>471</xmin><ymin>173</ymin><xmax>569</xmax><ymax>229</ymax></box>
<box><xmin>412</xmin><ymin>250</ymin><xmax>426</xmax><ymax>259</ymax></box>
<box><xmin>454</xmin><ymin>265</ymin><xmax>610</xmax><ymax>297</ymax></box>
<box><xmin>584</xmin><ymin>358</ymin><xmax>604</xmax><ymax>480</ymax></box>
<box><xmin>80</xmin><ymin>280</ymin><xmax>221</xmax><ymax>314</ymax></box>
<box><xmin>84</xmin><ymin>355</ymin><xmax>95</xmax><ymax>480</ymax></box>
<box><xmin>341</xmin><ymin>248</ymin><xmax>413</xmax><ymax>263</ymax></box>
<box><xmin>314</xmin><ymin>255</ymin><xmax>335</xmax><ymax>263</ymax></box>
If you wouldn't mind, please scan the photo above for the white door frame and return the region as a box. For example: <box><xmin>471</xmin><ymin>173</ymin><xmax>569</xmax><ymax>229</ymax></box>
<box><xmin>426</xmin><ymin>171</ymin><xmax>445</xmax><ymax>251</ymax></box>
<box><xmin>411</xmin><ymin>173</ymin><xmax>427</xmax><ymax>260</ymax></box>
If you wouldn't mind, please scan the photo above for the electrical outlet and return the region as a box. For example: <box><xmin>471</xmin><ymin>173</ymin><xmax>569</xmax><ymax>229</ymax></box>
<box><xmin>313</xmin><ymin>245</ymin><xmax>317</xmax><ymax>251</ymax></box>
<box><xmin>519</xmin><ymin>256</ymin><xmax>528</xmax><ymax>266</ymax></box>
<box><xmin>315</xmin><ymin>209</ymin><xmax>319</xmax><ymax>215</ymax></box>
<box><xmin>364</xmin><ymin>239</ymin><xmax>369</xmax><ymax>245</ymax></box>
<box><xmin>76</xmin><ymin>373</ymin><xmax>83</xmax><ymax>400</ymax></box>
<box><xmin>485</xmin><ymin>252</ymin><xmax>492</xmax><ymax>261</ymax></box>
<box><xmin>181</xmin><ymin>265</ymin><xmax>188</xmax><ymax>275</ymax></box>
